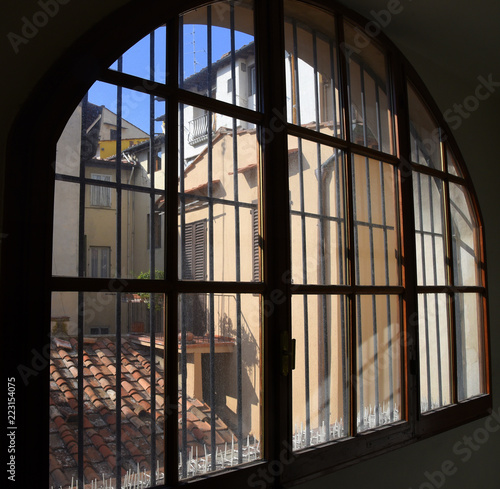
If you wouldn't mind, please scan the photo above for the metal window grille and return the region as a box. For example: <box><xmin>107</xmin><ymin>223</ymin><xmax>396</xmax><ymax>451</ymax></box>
<box><xmin>45</xmin><ymin>1</ymin><xmax>490</xmax><ymax>488</ymax></box>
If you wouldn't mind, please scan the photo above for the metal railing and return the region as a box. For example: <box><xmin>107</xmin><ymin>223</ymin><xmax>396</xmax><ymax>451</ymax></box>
<box><xmin>188</xmin><ymin>113</ymin><xmax>209</xmax><ymax>145</ymax></box>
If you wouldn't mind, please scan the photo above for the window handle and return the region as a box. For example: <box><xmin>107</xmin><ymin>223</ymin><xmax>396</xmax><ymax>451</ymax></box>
<box><xmin>281</xmin><ymin>331</ymin><xmax>296</xmax><ymax>376</ymax></box>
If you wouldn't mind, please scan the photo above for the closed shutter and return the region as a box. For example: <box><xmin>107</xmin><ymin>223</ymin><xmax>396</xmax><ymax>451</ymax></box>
<box><xmin>183</xmin><ymin>222</ymin><xmax>194</xmax><ymax>279</ymax></box>
<box><xmin>183</xmin><ymin>219</ymin><xmax>206</xmax><ymax>280</ymax></box>
<box><xmin>193</xmin><ymin>220</ymin><xmax>206</xmax><ymax>280</ymax></box>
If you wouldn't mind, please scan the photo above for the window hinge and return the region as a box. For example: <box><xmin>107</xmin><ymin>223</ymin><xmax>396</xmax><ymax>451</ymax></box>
<box><xmin>281</xmin><ymin>331</ymin><xmax>296</xmax><ymax>376</ymax></box>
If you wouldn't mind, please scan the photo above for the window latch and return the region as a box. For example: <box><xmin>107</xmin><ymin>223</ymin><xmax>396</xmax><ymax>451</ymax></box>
<box><xmin>281</xmin><ymin>331</ymin><xmax>296</xmax><ymax>376</ymax></box>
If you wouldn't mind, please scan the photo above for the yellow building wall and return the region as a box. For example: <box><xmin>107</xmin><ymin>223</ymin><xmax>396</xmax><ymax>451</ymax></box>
<box><xmin>98</xmin><ymin>138</ymin><xmax>149</xmax><ymax>159</ymax></box>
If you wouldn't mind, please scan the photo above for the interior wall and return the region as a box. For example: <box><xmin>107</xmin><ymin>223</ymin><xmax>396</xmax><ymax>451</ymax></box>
<box><xmin>1</xmin><ymin>0</ymin><xmax>499</xmax><ymax>488</ymax></box>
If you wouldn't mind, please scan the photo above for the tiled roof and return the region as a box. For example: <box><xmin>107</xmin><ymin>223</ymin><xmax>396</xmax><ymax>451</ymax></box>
<box><xmin>49</xmin><ymin>335</ymin><xmax>236</xmax><ymax>488</ymax></box>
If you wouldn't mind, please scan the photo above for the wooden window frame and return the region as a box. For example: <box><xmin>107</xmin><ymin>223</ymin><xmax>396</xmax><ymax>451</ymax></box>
<box><xmin>1</xmin><ymin>0</ymin><xmax>490</xmax><ymax>488</ymax></box>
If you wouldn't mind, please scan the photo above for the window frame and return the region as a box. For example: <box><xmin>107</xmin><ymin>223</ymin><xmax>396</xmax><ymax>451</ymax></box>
<box><xmin>1</xmin><ymin>0</ymin><xmax>490</xmax><ymax>488</ymax></box>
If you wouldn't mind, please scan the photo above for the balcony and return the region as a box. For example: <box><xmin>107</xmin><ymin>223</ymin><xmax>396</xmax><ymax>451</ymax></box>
<box><xmin>188</xmin><ymin>112</ymin><xmax>209</xmax><ymax>145</ymax></box>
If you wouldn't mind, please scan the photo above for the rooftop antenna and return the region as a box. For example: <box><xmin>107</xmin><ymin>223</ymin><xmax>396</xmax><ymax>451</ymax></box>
<box><xmin>189</xmin><ymin>25</ymin><xmax>206</xmax><ymax>75</ymax></box>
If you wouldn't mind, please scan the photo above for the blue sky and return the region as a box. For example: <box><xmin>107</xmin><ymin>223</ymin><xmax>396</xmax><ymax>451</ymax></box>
<box><xmin>88</xmin><ymin>24</ymin><xmax>253</xmax><ymax>133</ymax></box>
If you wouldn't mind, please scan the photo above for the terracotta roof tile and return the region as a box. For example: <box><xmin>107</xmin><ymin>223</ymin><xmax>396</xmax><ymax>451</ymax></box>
<box><xmin>49</xmin><ymin>334</ymin><xmax>241</xmax><ymax>486</ymax></box>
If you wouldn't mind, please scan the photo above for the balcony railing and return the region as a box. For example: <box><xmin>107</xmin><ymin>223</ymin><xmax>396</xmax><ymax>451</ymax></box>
<box><xmin>188</xmin><ymin>113</ymin><xmax>209</xmax><ymax>145</ymax></box>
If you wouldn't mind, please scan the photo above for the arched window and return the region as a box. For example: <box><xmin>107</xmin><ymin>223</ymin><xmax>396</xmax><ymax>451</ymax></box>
<box><xmin>4</xmin><ymin>1</ymin><xmax>489</xmax><ymax>488</ymax></box>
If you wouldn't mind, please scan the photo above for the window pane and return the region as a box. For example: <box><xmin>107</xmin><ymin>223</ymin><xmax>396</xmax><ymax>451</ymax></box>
<box><xmin>85</xmin><ymin>184</ymin><xmax>117</xmax><ymax>277</ymax></box>
<box><xmin>120</xmin><ymin>88</ymin><xmax>165</xmax><ymax>190</ymax></box>
<box><xmin>352</xmin><ymin>155</ymin><xmax>400</xmax><ymax>285</ymax></box>
<box><xmin>179</xmin><ymin>107</ymin><xmax>260</xmax><ymax>282</ymax></box>
<box><xmin>418</xmin><ymin>294</ymin><xmax>452</xmax><ymax>412</ymax></box>
<box><xmin>178</xmin><ymin>293</ymin><xmax>261</xmax><ymax>478</ymax></box>
<box><xmin>292</xmin><ymin>295</ymin><xmax>348</xmax><ymax>449</ymax></box>
<box><xmin>289</xmin><ymin>137</ymin><xmax>346</xmax><ymax>285</ymax></box>
<box><xmin>109</xmin><ymin>25</ymin><xmax>167</xmax><ymax>84</ymax></box>
<box><xmin>56</xmin><ymin>81</ymin><xmax>163</xmax><ymax>184</ymax></box>
<box><xmin>456</xmin><ymin>293</ymin><xmax>486</xmax><ymax>400</ymax></box>
<box><xmin>447</xmin><ymin>148</ymin><xmax>463</xmax><ymax>178</ymax></box>
<box><xmin>450</xmin><ymin>184</ymin><xmax>482</xmax><ymax>286</ymax></box>
<box><xmin>284</xmin><ymin>0</ymin><xmax>341</xmax><ymax>138</ymax></box>
<box><xmin>124</xmin><ymin>191</ymin><xmax>165</xmax><ymax>280</ymax></box>
<box><xmin>56</xmin><ymin>107</ymin><xmax>84</xmax><ymax>177</ymax></box>
<box><xmin>50</xmin><ymin>292</ymin><xmax>165</xmax><ymax>489</ymax></box>
<box><xmin>344</xmin><ymin>22</ymin><xmax>394</xmax><ymax>154</ymax></box>
<box><xmin>53</xmin><ymin>181</ymin><xmax>80</xmax><ymax>277</ymax></box>
<box><xmin>180</xmin><ymin>1</ymin><xmax>256</xmax><ymax>110</ymax></box>
<box><xmin>408</xmin><ymin>83</ymin><xmax>442</xmax><ymax>170</ymax></box>
<box><xmin>87</xmin><ymin>82</ymin><xmax>153</xmax><ymax>167</ymax></box>
<box><xmin>356</xmin><ymin>295</ymin><xmax>401</xmax><ymax>432</ymax></box>
<box><xmin>413</xmin><ymin>173</ymin><xmax>447</xmax><ymax>286</ymax></box>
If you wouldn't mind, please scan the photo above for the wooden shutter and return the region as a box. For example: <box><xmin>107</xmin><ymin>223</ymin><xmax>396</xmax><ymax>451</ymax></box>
<box><xmin>183</xmin><ymin>222</ymin><xmax>194</xmax><ymax>279</ymax></box>
<box><xmin>193</xmin><ymin>220</ymin><xmax>206</xmax><ymax>280</ymax></box>
<box><xmin>183</xmin><ymin>219</ymin><xmax>206</xmax><ymax>280</ymax></box>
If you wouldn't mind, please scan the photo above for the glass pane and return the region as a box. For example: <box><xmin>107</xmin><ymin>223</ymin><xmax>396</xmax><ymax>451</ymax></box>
<box><xmin>284</xmin><ymin>0</ymin><xmax>341</xmax><ymax>137</ymax></box>
<box><xmin>53</xmin><ymin>181</ymin><xmax>80</xmax><ymax>276</ymax></box>
<box><xmin>56</xmin><ymin>82</ymin><xmax>163</xmax><ymax>179</ymax></box>
<box><xmin>123</xmin><ymin>191</ymin><xmax>165</xmax><ymax>280</ymax></box>
<box><xmin>178</xmin><ymin>293</ymin><xmax>261</xmax><ymax>478</ymax></box>
<box><xmin>180</xmin><ymin>1</ymin><xmax>256</xmax><ymax>110</ymax></box>
<box><xmin>53</xmin><ymin>82</ymin><xmax>167</xmax><ymax>279</ymax></box>
<box><xmin>418</xmin><ymin>294</ymin><xmax>452</xmax><ymax>413</ymax></box>
<box><xmin>109</xmin><ymin>25</ymin><xmax>167</xmax><ymax>84</ymax></box>
<box><xmin>352</xmin><ymin>155</ymin><xmax>400</xmax><ymax>285</ymax></box>
<box><xmin>50</xmin><ymin>292</ymin><xmax>165</xmax><ymax>489</ymax></box>
<box><xmin>88</xmin><ymin>82</ymin><xmax>153</xmax><ymax>165</ymax></box>
<box><xmin>179</xmin><ymin>107</ymin><xmax>260</xmax><ymax>282</ymax></box>
<box><xmin>356</xmin><ymin>295</ymin><xmax>401</xmax><ymax>432</ymax></box>
<box><xmin>121</xmin><ymin>87</ymin><xmax>165</xmax><ymax>189</ymax></box>
<box><xmin>447</xmin><ymin>148</ymin><xmax>463</xmax><ymax>178</ymax></box>
<box><xmin>292</xmin><ymin>295</ymin><xmax>348</xmax><ymax>450</ymax></box>
<box><xmin>56</xmin><ymin>107</ymin><xmax>84</xmax><ymax>177</ymax></box>
<box><xmin>85</xmin><ymin>183</ymin><xmax>117</xmax><ymax>278</ymax></box>
<box><xmin>456</xmin><ymin>293</ymin><xmax>487</xmax><ymax>401</ymax></box>
<box><xmin>413</xmin><ymin>173</ymin><xmax>447</xmax><ymax>286</ymax></box>
<box><xmin>408</xmin><ymin>83</ymin><xmax>442</xmax><ymax>170</ymax></box>
<box><xmin>50</xmin><ymin>292</ymin><xmax>80</xmax><ymax>489</ymax></box>
<box><xmin>56</xmin><ymin>81</ymin><xmax>122</xmax><ymax>176</ymax></box>
<box><xmin>289</xmin><ymin>137</ymin><xmax>346</xmax><ymax>285</ymax></box>
<box><xmin>450</xmin><ymin>184</ymin><xmax>482</xmax><ymax>286</ymax></box>
<box><xmin>344</xmin><ymin>22</ymin><xmax>394</xmax><ymax>154</ymax></box>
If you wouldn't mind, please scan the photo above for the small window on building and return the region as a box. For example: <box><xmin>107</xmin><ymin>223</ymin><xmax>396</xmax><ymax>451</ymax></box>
<box><xmin>89</xmin><ymin>246</ymin><xmax>111</xmax><ymax>277</ymax></box>
<box><xmin>90</xmin><ymin>327</ymin><xmax>110</xmax><ymax>335</ymax></box>
<box><xmin>90</xmin><ymin>173</ymin><xmax>112</xmax><ymax>207</ymax></box>
<box><xmin>248</xmin><ymin>65</ymin><xmax>256</xmax><ymax>96</ymax></box>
